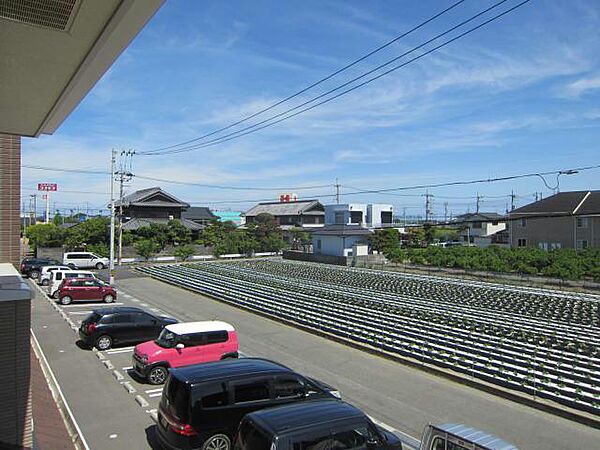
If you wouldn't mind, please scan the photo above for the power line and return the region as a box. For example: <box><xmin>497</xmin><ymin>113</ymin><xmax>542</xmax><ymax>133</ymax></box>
<box><xmin>22</xmin><ymin>164</ymin><xmax>109</xmax><ymax>175</ymax></box>
<box><xmin>141</xmin><ymin>0</ymin><xmax>526</xmax><ymax>156</ymax></box>
<box><xmin>139</xmin><ymin>0</ymin><xmax>468</xmax><ymax>154</ymax></box>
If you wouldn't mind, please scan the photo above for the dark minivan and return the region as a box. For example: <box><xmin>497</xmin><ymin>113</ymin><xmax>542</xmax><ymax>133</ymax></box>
<box><xmin>79</xmin><ymin>306</ymin><xmax>177</xmax><ymax>350</ymax></box>
<box><xmin>20</xmin><ymin>257</ymin><xmax>61</xmax><ymax>279</ymax></box>
<box><xmin>234</xmin><ymin>399</ymin><xmax>403</xmax><ymax>450</ymax></box>
<box><xmin>156</xmin><ymin>358</ymin><xmax>339</xmax><ymax>450</ymax></box>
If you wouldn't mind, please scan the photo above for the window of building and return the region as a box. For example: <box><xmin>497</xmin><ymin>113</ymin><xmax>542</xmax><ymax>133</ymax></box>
<box><xmin>491</xmin><ymin>221</ymin><xmax>499</xmax><ymax>226</ymax></box>
<box><xmin>350</xmin><ymin>211</ymin><xmax>363</xmax><ymax>224</ymax></box>
<box><xmin>520</xmin><ymin>218</ymin><xmax>526</xmax><ymax>227</ymax></box>
<box><xmin>317</xmin><ymin>239</ymin><xmax>321</xmax><ymax>250</ymax></box>
<box><xmin>472</xmin><ymin>221</ymin><xmax>482</xmax><ymax>229</ymax></box>
<box><xmin>334</xmin><ymin>212</ymin><xmax>345</xmax><ymax>224</ymax></box>
<box><xmin>577</xmin><ymin>240</ymin><xmax>589</xmax><ymax>250</ymax></box>
<box><xmin>576</xmin><ymin>217</ymin><xmax>589</xmax><ymax>228</ymax></box>
<box><xmin>517</xmin><ymin>238</ymin><xmax>527</xmax><ymax>247</ymax></box>
<box><xmin>539</xmin><ymin>242</ymin><xmax>548</xmax><ymax>251</ymax></box>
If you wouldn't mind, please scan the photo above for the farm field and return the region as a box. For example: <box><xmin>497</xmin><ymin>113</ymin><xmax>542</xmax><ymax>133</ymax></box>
<box><xmin>137</xmin><ymin>259</ymin><xmax>600</xmax><ymax>416</ymax></box>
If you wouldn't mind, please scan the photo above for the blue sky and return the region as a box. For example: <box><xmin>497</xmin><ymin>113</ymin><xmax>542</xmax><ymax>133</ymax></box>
<box><xmin>21</xmin><ymin>0</ymin><xmax>600</xmax><ymax>219</ymax></box>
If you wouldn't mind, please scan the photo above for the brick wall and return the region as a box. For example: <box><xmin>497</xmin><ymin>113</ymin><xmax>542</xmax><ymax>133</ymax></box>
<box><xmin>0</xmin><ymin>134</ymin><xmax>21</xmax><ymax>266</ymax></box>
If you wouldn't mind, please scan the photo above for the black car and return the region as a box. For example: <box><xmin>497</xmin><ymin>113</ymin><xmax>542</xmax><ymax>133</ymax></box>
<box><xmin>79</xmin><ymin>306</ymin><xmax>178</xmax><ymax>350</ymax></box>
<box><xmin>20</xmin><ymin>257</ymin><xmax>61</xmax><ymax>279</ymax></box>
<box><xmin>156</xmin><ymin>358</ymin><xmax>339</xmax><ymax>450</ymax></box>
<box><xmin>234</xmin><ymin>399</ymin><xmax>403</xmax><ymax>450</ymax></box>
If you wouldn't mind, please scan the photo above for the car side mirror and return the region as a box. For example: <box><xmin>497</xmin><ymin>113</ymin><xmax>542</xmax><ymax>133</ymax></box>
<box><xmin>176</xmin><ymin>343</ymin><xmax>184</xmax><ymax>350</ymax></box>
<box><xmin>366</xmin><ymin>438</ymin><xmax>379</xmax><ymax>448</ymax></box>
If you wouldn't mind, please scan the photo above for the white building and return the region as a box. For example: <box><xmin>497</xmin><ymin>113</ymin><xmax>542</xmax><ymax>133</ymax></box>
<box><xmin>324</xmin><ymin>203</ymin><xmax>393</xmax><ymax>227</ymax></box>
<box><xmin>455</xmin><ymin>212</ymin><xmax>507</xmax><ymax>247</ymax></box>
<box><xmin>312</xmin><ymin>225</ymin><xmax>372</xmax><ymax>257</ymax></box>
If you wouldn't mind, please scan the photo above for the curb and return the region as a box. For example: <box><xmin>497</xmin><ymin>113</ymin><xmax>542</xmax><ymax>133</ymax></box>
<box><xmin>112</xmin><ymin>370</ymin><xmax>124</xmax><ymax>381</ymax></box>
<box><xmin>102</xmin><ymin>360</ymin><xmax>114</xmax><ymax>370</ymax></box>
<box><xmin>135</xmin><ymin>395</ymin><xmax>149</xmax><ymax>408</ymax></box>
<box><xmin>123</xmin><ymin>382</ymin><xmax>136</xmax><ymax>394</ymax></box>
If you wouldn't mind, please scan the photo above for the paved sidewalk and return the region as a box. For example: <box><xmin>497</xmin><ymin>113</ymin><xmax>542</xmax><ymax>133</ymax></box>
<box><xmin>31</xmin><ymin>347</ymin><xmax>75</xmax><ymax>450</ymax></box>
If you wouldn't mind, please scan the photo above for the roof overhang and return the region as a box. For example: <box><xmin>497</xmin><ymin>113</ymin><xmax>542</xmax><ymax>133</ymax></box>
<box><xmin>0</xmin><ymin>0</ymin><xmax>164</xmax><ymax>137</ymax></box>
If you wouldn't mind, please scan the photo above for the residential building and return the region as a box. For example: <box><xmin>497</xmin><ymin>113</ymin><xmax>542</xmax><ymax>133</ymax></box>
<box><xmin>508</xmin><ymin>190</ymin><xmax>600</xmax><ymax>249</ymax></box>
<box><xmin>244</xmin><ymin>199</ymin><xmax>324</xmax><ymax>228</ymax></box>
<box><xmin>0</xmin><ymin>1</ymin><xmax>164</xmax><ymax>448</ymax></box>
<box><xmin>182</xmin><ymin>206</ymin><xmax>217</xmax><ymax>227</ymax></box>
<box><xmin>455</xmin><ymin>212</ymin><xmax>507</xmax><ymax>247</ymax></box>
<box><xmin>324</xmin><ymin>203</ymin><xmax>393</xmax><ymax>228</ymax></box>
<box><xmin>213</xmin><ymin>211</ymin><xmax>245</xmax><ymax>226</ymax></box>
<box><xmin>115</xmin><ymin>187</ymin><xmax>201</xmax><ymax>232</ymax></box>
<box><xmin>312</xmin><ymin>225</ymin><xmax>373</xmax><ymax>257</ymax></box>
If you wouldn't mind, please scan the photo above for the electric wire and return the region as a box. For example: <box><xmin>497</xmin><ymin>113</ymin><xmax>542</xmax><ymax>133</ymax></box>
<box><xmin>139</xmin><ymin>0</ymin><xmax>468</xmax><ymax>154</ymax></box>
<box><xmin>141</xmin><ymin>0</ymin><xmax>526</xmax><ymax>156</ymax></box>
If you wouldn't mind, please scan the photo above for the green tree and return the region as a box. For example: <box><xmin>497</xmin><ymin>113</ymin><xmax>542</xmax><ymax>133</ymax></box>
<box><xmin>25</xmin><ymin>224</ymin><xmax>65</xmax><ymax>250</ymax></box>
<box><xmin>174</xmin><ymin>244</ymin><xmax>196</xmax><ymax>261</ymax></box>
<box><xmin>64</xmin><ymin>217</ymin><xmax>110</xmax><ymax>249</ymax></box>
<box><xmin>369</xmin><ymin>228</ymin><xmax>400</xmax><ymax>253</ymax></box>
<box><xmin>289</xmin><ymin>227</ymin><xmax>310</xmax><ymax>251</ymax></box>
<box><xmin>423</xmin><ymin>223</ymin><xmax>435</xmax><ymax>245</ymax></box>
<box><xmin>167</xmin><ymin>219</ymin><xmax>192</xmax><ymax>245</ymax></box>
<box><xmin>249</xmin><ymin>213</ymin><xmax>284</xmax><ymax>252</ymax></box>
<box><xmin>134</xmin><ymin>239</ymin><xmax>161</xmax><ymax>261</ymax></box>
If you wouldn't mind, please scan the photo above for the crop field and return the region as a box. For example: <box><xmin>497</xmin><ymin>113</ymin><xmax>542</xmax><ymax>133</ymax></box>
<box><xmin>137</xmin><ymin>259</ymin><xmax>600</xmax><ymax>415</ymax></box>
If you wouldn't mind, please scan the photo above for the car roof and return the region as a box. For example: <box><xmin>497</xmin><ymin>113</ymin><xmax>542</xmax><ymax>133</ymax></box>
<box><xmin>248</xmin><ymin>399</ymin><xmax>364</xmax><ymax>434</ymax></box>
<box><xmin>171</xmin><ymin>358</ymin><xmax>292</xmax><ymax>384</ymax></box>
<box><xmin>92</xmin><ymin>306</ymin><xmax>145</xmax><ymax>315</ymax></box>
<box><xmin>64</xmin><ymin>277</ymin><xmax>97</xmax><ymax>283</ymax></box>
<box><xmin>165</xmin><ymin>320</ymin><xmax>234</xmax><ymax>334</ymax></box>
<box><xmin>434</xmin><ymin>424</ymin><xmax>518</xmax><ymax>450</ymax></box>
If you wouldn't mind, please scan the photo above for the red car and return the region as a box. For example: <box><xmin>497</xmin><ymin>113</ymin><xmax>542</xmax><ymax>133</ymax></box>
<box><xmin>58</xmin><ymin>277</ymin><xmax>116</xmax><ymax>305</ymax></box>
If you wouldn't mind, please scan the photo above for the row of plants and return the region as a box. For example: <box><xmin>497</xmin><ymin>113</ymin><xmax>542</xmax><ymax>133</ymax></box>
<box><xmin>138</xmin><ymin>262</ymin><xmax>600</xmax><ymax>414</ymax></box>
<box><xmin>384</xmin><ymin>245</ymin><xmax>600</xmax><ymax>281</ymax></box>
<box><xmin>225</xmin><ymin>259</ymin><xmax>600</xmax><ymax>327</ymax></box>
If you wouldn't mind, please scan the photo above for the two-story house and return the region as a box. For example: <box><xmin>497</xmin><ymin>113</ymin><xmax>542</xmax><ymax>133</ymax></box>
<box><xmin>455</xmin><ymin>212</ymin><xmax>507</xmax><ymax>247</ymax></box>
<box><xmin>507</xmin><ymin>190</ymin><xmax>600</xmax><ymax>249</ymax></box>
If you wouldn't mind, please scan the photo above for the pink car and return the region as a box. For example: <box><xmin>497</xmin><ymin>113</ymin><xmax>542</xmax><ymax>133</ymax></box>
<box><xmin>132</xmin><ymin>321</ymin><xmax>239</xmax><ymax>384</ymax></box>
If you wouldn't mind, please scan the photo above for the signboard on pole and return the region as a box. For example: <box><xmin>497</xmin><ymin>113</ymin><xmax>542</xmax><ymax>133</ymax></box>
<box><xmin>278</xmin><ymin>193</ymin><xmax>298</xmax><ymax>203</ymax></box>
<box><xmin>38</xmin><ymin>183</ymin><xmax>57</xmax><ymax>191</ymax></box>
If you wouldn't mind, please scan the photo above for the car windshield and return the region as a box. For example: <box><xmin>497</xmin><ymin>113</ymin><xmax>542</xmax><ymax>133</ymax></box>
<box><xmin>155</xmin><ymin>328</ymin><xmax>178</xmax><ymax>348</ymax></box>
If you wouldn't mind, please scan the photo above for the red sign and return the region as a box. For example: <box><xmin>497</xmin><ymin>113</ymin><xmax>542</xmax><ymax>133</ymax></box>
<box><xmin>38</xmin><ymin>183</ymin><xmax>57</xmax><ymax>191</ymax></box>
<box><xmin>278</xmin><ymin>193</ymin><xmax>298</xmax><ymax>203</ymax></box>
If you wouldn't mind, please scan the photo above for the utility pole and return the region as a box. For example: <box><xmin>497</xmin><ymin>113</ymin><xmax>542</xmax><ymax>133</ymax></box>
<box><xmin>444</xmin><ymin>202</ymin><xmax>449</xmax><ymax>223</ymax></box>
<box><xmin>31</xmin><ymin>194</ymin><xmax>37</xmax><ymax>225</ymax></box>
<box><xmin>335</xmin><ymin>178</ymin><xmax>340</xmax><ymax>204</ymax></box>
<box><xmin>117</xmin><ymin>150</ymin><xmax>134</xmax><ymax>265</ymax></box>
<box><xmin>425</xmin><ymin>191</ymin><xmax>433</xmax><ymax>222</ymax></box>
<box><xmin>510</xmin><ymin>190</ymin><xmax>516</xmax><ymax>211</ymax></box>
<box><xmin>45</xmin><ymin>192</ymin><xmax>50</xmax><ymax>224</ymax></box>
<box><xmin>403</xmin><ymin>207</ymin><xmax>407</xmax><ymax>226</ymax></box>
<box><xmin>109</xmin><ymin>149</ymin><xmax>116</xmax><ymax>285</ymax></box>
<box><xmin>476</xmin><ymin>193</ymin><xmax>482</xmax><ymax>214</ymax></box>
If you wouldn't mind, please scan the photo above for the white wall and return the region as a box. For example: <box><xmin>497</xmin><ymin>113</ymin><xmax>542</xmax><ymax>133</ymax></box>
<box><xmin>313</xmin><ymin>234</ymin><xmax>369</xmax><ymax>256</ymax></box>
<box><xmin>367</xmin><ymin>204</ymin><xmax>393</xmax><ymax>227</ymax></box>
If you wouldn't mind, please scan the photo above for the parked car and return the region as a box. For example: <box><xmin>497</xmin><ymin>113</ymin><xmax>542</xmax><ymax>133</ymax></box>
<box><xmin>63</xmin><ymin>252</ymin><xmax>109</xmax><ymax>269</ymax></box>
<box><xmin>19</xmin><ymin>257</ymin><xmax>61</xmax><ymax>279</ymax></box>
<box><xmin>79</xmin><ymin>306</ymin><xmax>178</xmax><ymax>350</ymax></box>
<box><xmin>133</xmin><ymin>321</ymin><xmax>239</xmax><ymax>385</ymax></box>
<box><xmin>47</xmin><ymin>269</ymin><xmax>95</xmax><ymax>298</ymax></box>
<box><xmin>420</xmin><ymin>423</ymin><xmax>518</xmax><ymax>450</ymax></box>
<box><xmin>156</xmin><ymin>358</ymin><xmax>339</xmax><ymax>450</ymax></box>
<box><xmin>58</xmin><ymin>277</ymin><xmax>116</xmax><ymax>305</ymax></box>
<box><xmin>233</xmin><ymin>399</ymin><xmax>403</xmax><ymax>450</ymax></box>
<box><xmin>38</xmin><ymin>265</ymin><xmax>71</xmax><ymax>286</ymax></box>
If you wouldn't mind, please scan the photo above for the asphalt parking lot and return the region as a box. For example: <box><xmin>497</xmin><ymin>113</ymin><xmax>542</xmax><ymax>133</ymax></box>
<box><xmin>30</xmin><ymin>270</ymin><xmax>600</xmax><ymax>450</ymax></box>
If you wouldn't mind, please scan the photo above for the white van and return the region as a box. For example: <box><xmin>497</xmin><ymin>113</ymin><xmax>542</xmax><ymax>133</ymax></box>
<box><xmin>38</xmin><ymin>265</ymin><xmax>71</xmax><ymax>286</ymax></box>
<box><xmin>48</xmin><ymin>269</ymin><xmax>96</xmax><ymax>299</ymax></box>
<box><xmin>63</xmin><ymin>252</ymin><xmax>109</xmax><ymax>270</ymax></box>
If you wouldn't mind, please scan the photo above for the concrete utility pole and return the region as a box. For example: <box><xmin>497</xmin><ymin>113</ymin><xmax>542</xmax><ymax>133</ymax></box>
<box><xmin>117</xmin><ymin>150</ymin><xmax>134</xmax><ymax>265</ymax></box>
<box><xmin>109</xmin><ymin>149</ymin><xmax>116</xmax><ymax>285</ymax></box>
<box><xmin>476</xmin><ymin>193</ymin><xmax>482</xmax><ymax>214</ymax></box>
<box><xmin>510</xmin><ymin>190</ymin><xmax>516</xmax><ymax>211</ymax></box>
<box><xmin>335</xmin><ymin>178</ymin><xmax>340</xmax><ymax>204</ymax></box>
<box><xmin>444</xmin><ymin>202</ymin><xmax>449</xmax><ymax>222</ymax></box>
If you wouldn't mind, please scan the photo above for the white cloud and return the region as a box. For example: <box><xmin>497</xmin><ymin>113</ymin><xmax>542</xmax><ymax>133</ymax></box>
<box><xmin>564</xmin><ymin>75</ymin><xmax>600</xmax><ymax>98</ymax></box>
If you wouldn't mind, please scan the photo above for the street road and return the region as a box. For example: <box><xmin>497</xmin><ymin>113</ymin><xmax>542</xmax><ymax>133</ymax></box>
<box><xmin>30</xmin><ymin>269</ymin><xmax>599</xmax><ymax>450</ymax></box>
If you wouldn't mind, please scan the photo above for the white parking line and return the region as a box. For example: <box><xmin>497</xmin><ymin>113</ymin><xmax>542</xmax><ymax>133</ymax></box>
<box><xmin>68</xmin><ymin>311</ymin><xmax>94</xmax><ymax>315</ymax></box>
<box><xmin>131</xmin><ymin>298</ymin><xmax>140</xmax><ymax>303</ymax></box>
<box><xmin>105</xmin><ymin>347</ymin><xmax>135</xmax><ymax>354</ymax></box>
<box><xmin>122</xmin><ymin>366</ymin><xmax>133</xmax><ymax>371</ymax></box>
<box><xmin>145</xmin><ymin>388</ymin><xmax>163</xmax><ymax>394</ymax></box>
<box><xmin>148</xmin><ymin>392</ymin><xmax>163</xmax><ymax>398</ymax></box>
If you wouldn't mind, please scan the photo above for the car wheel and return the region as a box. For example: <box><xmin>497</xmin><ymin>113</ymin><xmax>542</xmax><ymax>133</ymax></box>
<box><xmin>96</xmin><ymin>335</ymin><xmax>112</xmax><ymax>351</ymax></box>
<box><xmin>68</xmin><ymin>264</ymin><xmax>77</xmax><ymax>269</ymax></box>
<box><xmin>103</xmin><ymin>294</ymin><xmax>114</xmax><ymax>303</ymax></box>
<box><xmin>202</xmin><ymin>434</ymin><xmax>231</xmax><ymax>450</ymax></box>
<box><xmin>60</xmin><ymin>296</ymin><xmax>72</xmax><ymax>305</ymax></box>
<box><xmin>95</xmin><ymin>262</ymin><xmax>105</xmax><ymax>270</ymax></box>
<box><xmin>30</xmin><ymin>270</ymin><xmax>40</xmax><ymax>279</ymax></box>
<box><xmin>148</xmin><ymin>366</ymin><xmax>168</xmax><ymax>385</ymax></box>
<box><xmin>41</xmin><ymin>279</ymin><xmax>49</xmax><ymax>286</ymax></box>
<box><xmin>52</xmin><ymin>290</ymin><xmax>60</xmax><ymax>299</ymax></box>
